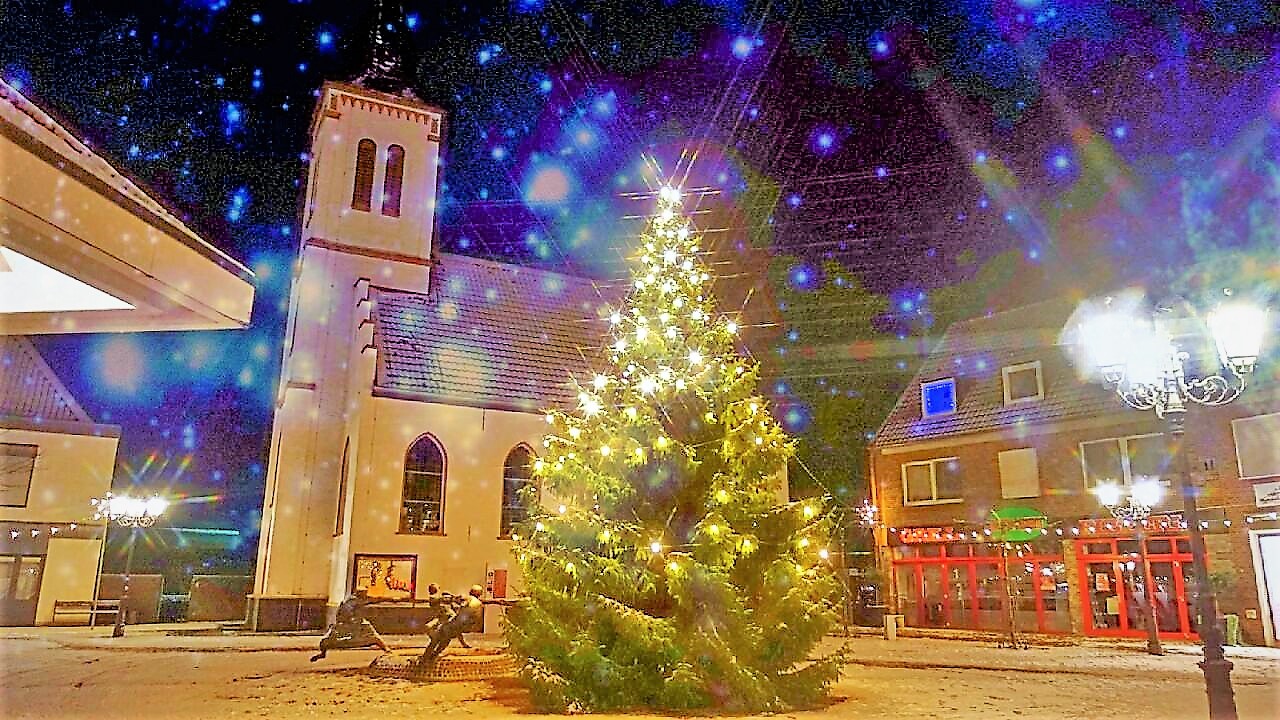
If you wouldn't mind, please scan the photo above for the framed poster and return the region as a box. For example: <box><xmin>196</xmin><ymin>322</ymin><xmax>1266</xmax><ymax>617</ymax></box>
<box><xmin>353</xmin><ymin>554</ymin><xmax>416</xmax><ymax>600</ymax></box>
<box><xmin>1254</xmin><ymin>480</ymin><xmax>1280</xmax><ymax>508</ymax></box>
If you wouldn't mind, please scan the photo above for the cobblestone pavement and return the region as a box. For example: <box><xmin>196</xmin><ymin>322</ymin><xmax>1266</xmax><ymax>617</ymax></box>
<box><xmin>1</xmin><ymin>624</ymin><xmax>1276</xmax><ymax>719</ymax></box>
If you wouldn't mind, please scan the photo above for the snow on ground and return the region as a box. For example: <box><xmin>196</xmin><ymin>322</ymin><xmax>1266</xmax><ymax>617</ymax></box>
<box><xmin>1</xmin><ymin>625</ymin><xmax>1277</xmax><ymax>719</ymax></box>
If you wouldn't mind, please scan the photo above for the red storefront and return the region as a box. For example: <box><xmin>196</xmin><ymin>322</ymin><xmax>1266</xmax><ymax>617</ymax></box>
<box><xmin>1077</xmin><ymin>534</ymin><xmax>1199</xmax><ymax>640</ymax></box>
<box><xmin>891</xmin><ymin>521</ymin><xmax>1202</xmax><ymax>639</ymax></box>
<box><xmin>892</xmin><ymin>538</ymin><xmax>1072</xmax><ymax>634</ymax></box>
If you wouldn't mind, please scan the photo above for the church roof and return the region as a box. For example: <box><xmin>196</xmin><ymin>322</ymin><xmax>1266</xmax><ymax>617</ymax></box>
<box><xmin>371</xmin><ymin>253</ymin><xmax>618</xmax><ymax>413</ymax></box>
<box><xmin>0</xmin><ymin>336</ymin><xmax>92</xmax><ymax>424</ymax></box>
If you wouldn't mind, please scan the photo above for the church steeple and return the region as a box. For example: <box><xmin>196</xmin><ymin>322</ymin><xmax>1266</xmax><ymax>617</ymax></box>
<box><xmin>353</xmin><ymin>0</ymin><xmax>416</xmax><ymax>98</ymax></box>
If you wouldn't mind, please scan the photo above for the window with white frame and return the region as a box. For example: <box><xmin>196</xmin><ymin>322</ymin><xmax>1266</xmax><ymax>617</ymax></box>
<box><xmin>0</xmin><ymin>444</ymin><xmax>36</xmax><ymax>507</ymax></box>
<box><xmin>902</xmin><ymin>457</ymin><xmax>963</xmax><ymax>505</ymax></box>
<box><xmin>920</xmin><ymin>378</ymin><xmax>957</xmax><ymax>418</ymax></box>
<box><xmin>1080</xmin><ymin>433</ymin><xmax>1175</xmax><ymax>489</ymax></box>
<box><xmin>1002</xmin><ymin>361</ymin><xmax>1044</xmax><ymax>404</ymax></box>
<box><xmin>1232</xmin><ymin>413</ymin><xmax>1280</xmax><ymax>480</ymax></box>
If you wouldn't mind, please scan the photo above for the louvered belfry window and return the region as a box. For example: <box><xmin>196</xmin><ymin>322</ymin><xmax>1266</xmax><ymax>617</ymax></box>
<box><xmin>381</xmin><ymin>144</ymin><xmax>405</xmax><ymax>217</ymax></box>
<box><xmin>351</xmin><ymin>138</ymin><xmax>377</xmax><ymax>211</ymax></box>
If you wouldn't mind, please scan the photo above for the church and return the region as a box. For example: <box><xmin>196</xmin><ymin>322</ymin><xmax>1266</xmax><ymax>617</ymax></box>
<box><xmin>247</xmin><ymin>9</ymin><xmax>614</xmax><ymax>631</ymax></box>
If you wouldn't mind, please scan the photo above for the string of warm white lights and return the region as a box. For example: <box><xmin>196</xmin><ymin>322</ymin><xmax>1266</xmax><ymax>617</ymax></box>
<box><xmin>4</xmin><ymin>523</ymin><xmax>81</xmax><ymax>541</ymax></box>
<box><xmin>885</xmin><ymin>514</ymin><xmax>1248</xmax><ymax>544</ymax></box>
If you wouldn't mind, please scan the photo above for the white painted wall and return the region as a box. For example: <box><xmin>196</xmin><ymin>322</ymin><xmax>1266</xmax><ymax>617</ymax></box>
<box><xmin>34</xmin><ymin>537</ymin><xmax>102</xmax><ymax>624</ymax></box>
<box><xmin>0</xmin><ymin>427</ymin><xmax>116</xmax><ymax>525</ymax></box>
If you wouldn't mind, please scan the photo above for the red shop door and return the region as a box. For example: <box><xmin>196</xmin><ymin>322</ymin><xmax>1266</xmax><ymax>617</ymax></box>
<box><xmin>1078</xmin><ymin>537</ymin><xmax>1197</xmax><ymax>640</ymax></box>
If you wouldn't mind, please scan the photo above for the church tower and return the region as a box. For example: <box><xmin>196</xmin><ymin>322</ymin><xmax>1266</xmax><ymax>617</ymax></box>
<box><xmin>248</xmin><ymin>1</ymin><xmax>445</xmax><ymax>629</ymax></box>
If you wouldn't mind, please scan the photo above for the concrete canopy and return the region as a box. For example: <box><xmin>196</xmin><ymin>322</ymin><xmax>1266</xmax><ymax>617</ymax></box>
<box><xmin>0</xmin><ymin>80</ymin><xmax>254</xmax><ymax>335</ymax></box>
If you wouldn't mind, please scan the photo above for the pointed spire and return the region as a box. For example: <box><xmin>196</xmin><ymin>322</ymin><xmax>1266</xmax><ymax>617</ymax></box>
<box><xmin>353</xmin><ymin>0</ymin><xmax>417</xmax><ymax>98</ymax></box>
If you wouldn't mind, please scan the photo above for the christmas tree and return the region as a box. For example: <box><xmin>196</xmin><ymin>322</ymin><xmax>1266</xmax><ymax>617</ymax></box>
<box><xmin>506</xmin><ymin>187</ymin><xmax>840</xmax><ymax>713</ymax></box>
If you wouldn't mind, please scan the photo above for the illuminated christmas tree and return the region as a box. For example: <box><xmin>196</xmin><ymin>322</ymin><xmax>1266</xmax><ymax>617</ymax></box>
<box><xmin>507</xmin><ymin>187</ymin><xmax>840</xmax><ymax>712</ymax></box>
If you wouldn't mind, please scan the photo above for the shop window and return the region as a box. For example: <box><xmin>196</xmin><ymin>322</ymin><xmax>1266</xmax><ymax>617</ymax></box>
<box><xmin>0</xmin><ymin>555</ymin><xmax>42</xmax><ymax>601</ymax></box>
<box><xmin>920</xmin><ymin>378</ymin><xmax>956</xmax><ymax>418</ymax></box>
<box><xmin>1232</xmin><ymin>413</ymin><xmax>1280</xmax><ymax>479</ymax></box>
<box><xmin>500</xmin><ymin>445</ymin><xmax>536</xmax><ymax>538</ymax></box>
<box><xmin>1080</xmin><ymin>433</ymin><xmax>1174</xmax><ymax>490</ymax></box>
<box><xmin>380</xmin><ymin>144</ymin><xmax>404</xmax><ymax>217</ymax></box>
<box><xmin>998</xmin><ymin>448</ymin><xmax>1040</xmax><ymax>499</ymax></box>
<box><xmin>902</xmin><ymin>457</ymin><xmax>963</xmax><ymax>505</ymax></box>
<box><xmin>0</xmin><ymin>444</ymin><xmax>36</xmax><ymax>507</ymax></box>
<box><xmin>1002</xmin><ymin>361</ymin><xmax>1044</xmax><ymax>404</ymax></box>
<box><xmin>351</xmin><ymin>138</ymin><xmax>377</xmax><ymax>211</ymax></box>
<box><xmin>401</xmin><ymin>434</ymin><xmax>445</xmax><ymax>534</ymax></box>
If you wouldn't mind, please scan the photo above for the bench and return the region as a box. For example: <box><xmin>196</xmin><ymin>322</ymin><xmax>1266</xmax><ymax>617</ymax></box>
<box><xmin>52</xmin><ymin>599</ymin><xmax>121</xmax><ymax>627</ymax></box>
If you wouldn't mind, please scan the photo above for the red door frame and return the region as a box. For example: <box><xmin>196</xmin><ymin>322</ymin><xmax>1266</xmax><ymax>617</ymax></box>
<box><xmin>893</xmin><ymin>544</ymin><xmax>1065</xmax><ymax>633</ymax></box>
<box><xmin>1076</xmin><ymin>535</ymin><xmax>1197</xmax><ymax>640</ymax></box>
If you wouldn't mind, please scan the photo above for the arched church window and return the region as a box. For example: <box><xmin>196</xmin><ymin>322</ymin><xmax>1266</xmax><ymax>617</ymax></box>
<box><xmin>351</xmin><ymin>138</ymin><xmax>377</xmax><ymax>212</ymax></box>
<box><xmin>381</xmin><ymin>144</ymin><xmax>405</xmax><ymax>217</ymax></box>
<box><xmin>401</xmin><ymin>434</ymin><xmax>445</xmax><ymax>534</ymax></box>
<box><xmin>500</xmin><ymin>445</ymin><xmax>537</xmax><ymax>538</ymax></box>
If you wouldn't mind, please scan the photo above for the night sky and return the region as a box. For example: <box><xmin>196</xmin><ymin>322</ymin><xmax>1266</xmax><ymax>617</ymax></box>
<box><xmin>3</xmin><ymin>1</ymin><xmax>1277</xmax><ymax>571</ymax></box>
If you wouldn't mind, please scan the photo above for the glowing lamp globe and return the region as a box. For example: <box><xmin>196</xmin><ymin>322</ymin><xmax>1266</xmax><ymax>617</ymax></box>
<box><xmin>1207</xmin><ymin>301</ymin><xmax>1267</xmax><ymax>374</ymax></box>
<box><xmin>1078</xmin><ymin>308</ymin><xmax>1133</xmax><ymax>379</ymax></box>
<box><xmin>1124</xmin><ymin>322</ymin><xmax>1174</xmax><ymax>387</ymax></box>
<box><xmin>1093</xmin><ymin>481</ymin><xmax>1124</xmax><ymax>508</ymax></box>
<box><xmin>1075</xmin><ymin>299</ymin><xmax>1146</xmax><ymax>381</ymax></box>
<box><xmin>1130</xmin><ymin>477</ymin><xmax>1164</xmax><ymax>509</ymax></box>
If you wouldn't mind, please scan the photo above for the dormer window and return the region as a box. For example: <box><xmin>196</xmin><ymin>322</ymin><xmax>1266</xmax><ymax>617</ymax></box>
<box><xmin>921</xmin><ymin>378</ymin><xmax>957</xmax><ymax>418</ymax></box>
<box><xmin>1002</xmin><ymin>361</ymin><xmax>1044</xmax><ymax>404</ymax></box>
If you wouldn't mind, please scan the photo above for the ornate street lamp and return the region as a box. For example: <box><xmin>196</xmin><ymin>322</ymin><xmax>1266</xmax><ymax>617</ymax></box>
<box><xmin>92</xmin><ymin>492</ymin><xmax>169</xmax><ymax>637</ymax></box>
<box><xmin>1094</xmin><ymin>478</ymin><xmax>1166</xmax><ymax>656</ymax></box>
<box><xmin>1075</xmin><ymin>292</ymin><xmax>1268</xmax><ymax>720</ymax></box>
<box><xmin>93</xmin><ymin>493</ymin><xmax>168</xmax><ymax>528</ymax></box>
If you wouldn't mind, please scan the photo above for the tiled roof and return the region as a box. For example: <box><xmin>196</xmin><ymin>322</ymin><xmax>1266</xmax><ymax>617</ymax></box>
<box><xmin>0</xmin><ymin>337</ymin><xmax>92</xmax><ymax>424</ymax></box>
<box><xmin>371</xmin><ymin>253</ymin><xmax>618</xmax><ymax>412</ymax></box>
<box><xmin>874</xmin><ymin>299</ymin><xmax>1120</xmax><ymax>448</ymax></box>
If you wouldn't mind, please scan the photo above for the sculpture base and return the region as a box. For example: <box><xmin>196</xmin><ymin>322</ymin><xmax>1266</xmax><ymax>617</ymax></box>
<box><xmin>367</xmin><ymin>648</ymin><xmax>517</xmax><ymax>681</ymax></box>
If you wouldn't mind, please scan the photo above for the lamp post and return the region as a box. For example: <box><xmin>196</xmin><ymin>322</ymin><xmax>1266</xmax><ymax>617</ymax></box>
<box><xmin>1075</xmin><ymin>293</ymin><xmax>1268</xmax><ymax>720</ymax></box>
<box><xmin>92</xmin><ymin>492</ymin><xmax>168</xmax><ymax>638</ymax></box>
<box><xmin>1094</xmin><ymin>478</ymin><xmax>1165</xmax><ymax>656</ymax></box>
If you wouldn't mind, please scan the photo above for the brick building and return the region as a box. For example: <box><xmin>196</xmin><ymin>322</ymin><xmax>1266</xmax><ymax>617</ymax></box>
<box><xmin>869</xmin><ymin>299</ymin><xmax>1280</xmax><ymax>645</ymax></box>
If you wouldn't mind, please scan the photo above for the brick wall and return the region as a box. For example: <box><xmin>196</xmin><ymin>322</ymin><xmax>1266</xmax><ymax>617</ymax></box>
<box><xmin>872</xmin><ymin>392</ymin><xmax>1280</xmax><ymax>644</ymax></box>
